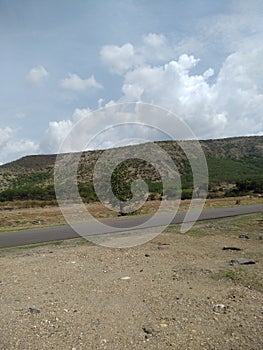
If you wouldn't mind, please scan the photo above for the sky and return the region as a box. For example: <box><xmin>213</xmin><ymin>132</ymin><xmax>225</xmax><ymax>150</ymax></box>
<box><xmin>0</xmin><ymin>0</ymin><xmax>263</xmax><ymax>164</ymax></box>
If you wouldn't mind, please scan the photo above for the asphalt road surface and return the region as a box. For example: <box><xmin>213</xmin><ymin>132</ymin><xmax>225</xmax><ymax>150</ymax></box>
<box><xmin>0</xmin><ymin>204</ymin><xmax>262</xmax><ymax>249</ymax></box>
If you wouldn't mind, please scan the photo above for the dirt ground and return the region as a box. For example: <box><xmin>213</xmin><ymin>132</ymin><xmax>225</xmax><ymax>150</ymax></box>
<box><xmin>0</xmin><ymin>213</ymin><xmax>262</xmax><ymax>350</ymax></box>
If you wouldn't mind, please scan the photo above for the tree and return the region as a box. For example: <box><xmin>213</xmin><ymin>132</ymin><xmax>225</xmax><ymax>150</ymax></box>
<box><xmin>111</xmin><ymin>162</ymin><xmax>132</xmax><ymax>215</ymax></box>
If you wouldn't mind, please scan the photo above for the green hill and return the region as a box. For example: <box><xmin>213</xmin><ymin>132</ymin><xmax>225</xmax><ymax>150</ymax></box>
<box><xmin>0</xmin><ymin>136</ymin><xmax>262</xmax><ymax>202</ymax></box>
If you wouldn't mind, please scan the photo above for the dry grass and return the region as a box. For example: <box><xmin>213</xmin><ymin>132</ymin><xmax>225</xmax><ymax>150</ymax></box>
<box><xmin>0</xmin><ymin>196</ymin><xmax>262</xmax><ymax>232</ymax></box>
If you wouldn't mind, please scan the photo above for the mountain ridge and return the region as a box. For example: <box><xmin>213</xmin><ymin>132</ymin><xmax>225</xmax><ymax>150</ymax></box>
<box><xmin>1</xmin><ymin>135</ymin><xmax>262</xmax><ymax>170</ymax></box>
<box><xmin>0</xmin><ymin>135</ymin><xmax>262</xmax><ymax>200</ymax></box>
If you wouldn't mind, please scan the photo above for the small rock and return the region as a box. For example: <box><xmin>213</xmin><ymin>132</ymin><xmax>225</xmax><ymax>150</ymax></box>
<box><xmin>145</xmin><ymin>253</ymin><xmax>150</xmax><ymax>257</ymax></box>
<box><xmin>157</xmin><ymin>243</ymin><xmax>170</xmax><ymax>248</ymax></box>
<box><xmin>28</xmin><ymin>307</ymin><xmax>40</xmax><ymax>314</ymax></box>
<box><xmin>229</xmin><ymin>258</ymin><xmax>256</xmax><ymax>265</ymax></box>
<box><xmin>159</xmin><ymin>322</ymin><xmax>168</xmax><ymax>328</ymax></box>
<box><xmin>142</xmin><ymin>326</ymin><xmax>160</xmax><ymax>336</ymax></box>
<box><xmin>213</xmin><ymin>304</ymin><xmax>227</xmax><ymax>314</ymax></box>
<box><xmin>239</xmin><ymin>234</ymin><xmax>249</xmax><ymax>239</ymax></box>
<box><xmin>223</xmin><ymin>247</ymin><xmax>241</xmax><ymax>251</ymax></box>
<box><xmin>32</xmin><ymin>219</ymin><xmax>45</xmax><ymax>225</ymax></box>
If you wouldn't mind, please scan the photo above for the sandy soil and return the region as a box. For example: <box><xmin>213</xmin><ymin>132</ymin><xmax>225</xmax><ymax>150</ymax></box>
<box><xmin>0</xmin><ymin>214</ymin><xmax>262</xmax><ymax>350</ymax></box>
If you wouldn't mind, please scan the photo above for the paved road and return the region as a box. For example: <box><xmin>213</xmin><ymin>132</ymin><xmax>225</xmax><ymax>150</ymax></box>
<box><xmin>0</xmin><ymin>204</ymin><xmax>262</xmax><ymax>249</ymax></box>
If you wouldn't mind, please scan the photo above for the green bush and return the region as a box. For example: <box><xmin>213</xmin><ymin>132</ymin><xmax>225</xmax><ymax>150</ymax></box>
<box><xmin>0</xmin><ymin>185</ymin><xmax>56</xmax><ymax>202</ymax></box>
<box><xmin>181</xmin><ymin>188</ymin><xmax>193</xmax><ymax>200</ymax></box>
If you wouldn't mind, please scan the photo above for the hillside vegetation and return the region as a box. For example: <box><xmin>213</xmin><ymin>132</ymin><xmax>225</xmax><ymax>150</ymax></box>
<box><xmin>0</xmin><ymin>136</ymin><xmax>262</xmax><ymax>203</ymax></box>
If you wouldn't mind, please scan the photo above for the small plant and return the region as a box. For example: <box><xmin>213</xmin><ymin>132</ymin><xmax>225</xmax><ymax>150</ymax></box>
<box><xmin>213</xmin><ymin>268</ymin><xmax>262</xmax><ymax>292</ymax></box>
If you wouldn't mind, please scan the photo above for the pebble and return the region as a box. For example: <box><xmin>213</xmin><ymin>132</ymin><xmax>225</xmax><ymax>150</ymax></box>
<box><xmin>223</xmin><ymin>247</ymin><xmax>241</xmax><ymax>251</ymax></box>
<box><xmin>229</xmin><ymin>258</ymin><xmax>256</xmax><ymax>265</ymax></box>
<box><xmin>213</xmin><ymin>304</ymin><xmax>227</xmax><ymax>314</ymax></box>
<box><xmin>142</xmin><ymin>325</ymin><xmax>160</xmax><ymax>336</ymax></box>
<box><xmin>32</xmin><ymin>219</ymin><xmax>45</xmax><ymax>225</ymax></box>
<box><xmin>159</xmin><ymin>322</ymin><xmax>168</xmax><ymax>328</ymax></box>
<box><xmin>28</xmin><ymin>307</ymin><xmax>40</xmax><ymax>315</ymax></box>
<box><xmin>239</xmin><ymin>234</ymin><xmax>249</xmax><ymax>239</ymax></box>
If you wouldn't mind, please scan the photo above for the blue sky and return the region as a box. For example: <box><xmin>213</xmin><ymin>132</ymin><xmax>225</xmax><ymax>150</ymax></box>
<box><xmin>0</xmin><ymin>0</ymin><xmax>263</xmax><ymax>164</ymax></box>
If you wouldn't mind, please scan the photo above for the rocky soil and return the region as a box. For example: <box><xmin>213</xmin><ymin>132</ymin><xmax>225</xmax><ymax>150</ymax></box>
<box><xmin>0</xmin><ymin>214</ymin><xmax>262</xmax><ymax>350</ymax></box>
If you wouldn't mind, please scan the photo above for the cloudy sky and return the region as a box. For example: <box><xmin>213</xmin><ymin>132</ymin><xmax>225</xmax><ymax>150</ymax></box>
<box><xmin>0</xmin><ymin>0</ymin><xmax>263</xmax><ymax>164</ymax></box>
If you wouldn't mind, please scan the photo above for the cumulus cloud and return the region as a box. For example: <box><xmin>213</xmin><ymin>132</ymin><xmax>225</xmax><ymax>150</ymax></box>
<box><xmin>41</xmin><ymin>108</ymin><xmax>94</xmax><ymax>153</ymax></box>
<box><xmin>119</xmin><ymin>54</ymin><xmax>228</xmax><ymax>138</ymax></box>
<box><xmin>100</xmin><ymin>33</ymin><xmax>173</xmax><ymax>75</ymax></box>
<box><xmin>41</xmin><ymin>105</ymin><xmax>160</xmax><ymax>154</ymax></box>
<box><xmin>142</xmin><ymin>33</ymin><xmax>167</xmax><ymax>47</ymax></box>
<box><xmin>95</xmin><ymin>30</ymin><xmax>261</xmax><ymax>139</ymax></box>
<box><xmin>60</xmin><ymin>74</ymin><xmax>103</xmax><ymax>91</ymax></box>
<box><xmin>27</xmin><ymin>65</ymin><xmax>49</xmax><ymax>86</ymax></box>
<box><xmin>119</xmin><ymin>48</ymin><xmax>263</xmax><ymax>138</ymax></box>
<box><xmin>0</xmin><ymin>127</ymin><xmax>39</xmax><ymax>164</ymax></box>
<box><xmin>98</xmin><ymin>98</ymin><xmax>104</xmax><ymax>108</ymax></box>
<box><xmin>140</xmin><ymin>33</ymin><xmax>173</xmax><ymax>62</ymax></box>
<box><xmin>43</xmin><ymin>32</ymin><xmax>263</xmax><ymax>154</ymax></box>
<box><xmin>42</xmin><ymin>120</ymin><xmax>74</xmax><ymax>153</ymax></box>
<box><xmin>213</xmin><ymin>47</ymin><xmax>263</xmax><ymax>136</ymax></box>
<box><xmin>100</xmin><ymin>43</ymin><xmax>136</xmax><ymax>74</ymax></box>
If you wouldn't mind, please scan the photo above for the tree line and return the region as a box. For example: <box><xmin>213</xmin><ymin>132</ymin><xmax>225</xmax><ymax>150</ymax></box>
<box><xmin>0</xmin><ymin>177</ymin><xmax>262</xmax><ymax>203</ymax></box>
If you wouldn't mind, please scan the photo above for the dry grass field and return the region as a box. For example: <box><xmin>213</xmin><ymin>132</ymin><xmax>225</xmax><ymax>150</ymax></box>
<box><xmin>0</xmin><ymin>196</ymin><xmax>263</xmax><ymax>232</ymax></box>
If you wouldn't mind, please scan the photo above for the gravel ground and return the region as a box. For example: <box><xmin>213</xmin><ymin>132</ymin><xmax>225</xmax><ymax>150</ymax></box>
<box><xmin>0</xmin><ymin>215</ymin><xmax>262</xmax><ymax>350</ymax></box>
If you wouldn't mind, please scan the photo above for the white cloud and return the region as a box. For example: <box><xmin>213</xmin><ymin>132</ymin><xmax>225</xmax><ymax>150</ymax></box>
<box><xmin>27</xmin><ymin>65</ymin><xmax>49</xmax><ymax>86</ymax></box>
<box><xmin>213</xmin><ymin>47</ymin><xmax>263</xmax><ymax>136</ymax></box>
<box><xmin>142</xmin><ymin>33</ymin><xmax>166</xmax><ymax>47</ymax></box>
<box><xmin>119</xmin><ymin>55</ymin><xmax>227</xmax><ymax>138</ymax></box>
<box><xmin>117</xmin><ymin>46</ymin><xmax>263</xmax><ymax>138</ymax></box>
<box><xmin>196</xmin><ymin>0</ymin><xmax>263</xmax><ymax>56</ymax></box>
<box><xmin>42</xmin><ymin>120</ymin><xmax>73</xmax><ymax>153</ymax></box>
<box><xmin>100</xmin><ymin>34</ymin><xmax>175</xmax><ymax>75</ymax></box>
<box><xmin>0</xmin><ymin>127</ymin><xmax>39</xmax><ymax>164</ymax></box>
<box><xmin>100</xmin><ymin>43</ymin><xmax>136</xmax><ymax>75</ymax></box>
<box><xmin>0</xmin><ymin>127</ymin><xmax>13</xmax><ymax>147</ymax></box>
<box><xmin>43</xmin><ymin>30</ymin><xmax>263</xmax><ymax>155</ymax></box>
<box><xmin>140</xmin><ymin>33</ymin><xmax>173</xmax><ymax>62</ymax></box>
<box><xmin>42</xmin><ymin>108</ymin><xmax>93</xmax><ymax>153</ymax></box>
<box><xmin>98</xmin><ymin>98</ymin><xmax>104</xmax><ymax>108</ymax></box>
<box><xmin>60</xmin><ymin>74</ymin><xmax>103</xmax><ymax>91</ymax></box>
